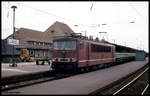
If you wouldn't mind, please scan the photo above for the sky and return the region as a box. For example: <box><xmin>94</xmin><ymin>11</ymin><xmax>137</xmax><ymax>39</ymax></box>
<box><xmin>1</xmin><ymin>1</ymin><xmax>149</xmax><ymax>52</ymax></box>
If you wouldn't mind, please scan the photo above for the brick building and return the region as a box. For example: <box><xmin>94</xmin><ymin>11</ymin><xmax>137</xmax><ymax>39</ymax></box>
<box><xmin>5</xmin><ymin>21</ymin><xmax>74</xmax><ymax>59</ymax></box>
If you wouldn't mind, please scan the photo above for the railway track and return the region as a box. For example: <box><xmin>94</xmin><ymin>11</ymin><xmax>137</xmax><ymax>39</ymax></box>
<box><xmin>1</xmin><ymin>70</ymin><xmax>76</xmax><ymax>91</ymax></box>
<box><xmin>2</xmin><ymin>70</ymin><xmax>53</xmax><ymax>91</ymax></box>
<box><xmin>1</xmin><ymin>62</ymin><xmax>114</xmax><ymax>91</ymax></box>
<box><xmin>2</xmin><ymin>60</ymin><xmax>146</xmax><ymax>93</ymax></box>
<box><xmin>113</xmin><ymin>67</ymin><xmax>149</xmax><ymax>95</ymax></box>
<box><xmin>91</xmin><ymin>63</ymin><xmax>149</xmax><ymax>95</ymax></box>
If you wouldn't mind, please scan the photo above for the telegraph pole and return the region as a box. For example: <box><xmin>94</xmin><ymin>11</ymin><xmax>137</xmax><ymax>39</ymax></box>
<box><xmin>11</xmin><ymin>5</ymin><xmax>17</xmax><ymax>67</ymax></box>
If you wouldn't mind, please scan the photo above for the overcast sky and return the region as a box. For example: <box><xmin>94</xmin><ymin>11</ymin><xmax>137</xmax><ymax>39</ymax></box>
<box><xmin>1</xmin><ymin>1</ymin><xmax>149</xmax><ymax>52</ymax></box>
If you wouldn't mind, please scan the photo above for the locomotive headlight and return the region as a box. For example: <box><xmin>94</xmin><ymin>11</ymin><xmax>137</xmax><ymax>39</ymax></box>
<box><xmin>52</xmin><ymin>58</ymin><xmax>55</xmax><ymax>62</ymax></box>
<box><xmin>52</xmin><ymin>58</ymin><xmax>58</xmax><ymax>62</ymax></box>
<box><xmin>71</xmin><ymin>58</ymin><xmax>77</xmax><ymax>62</ymax></box>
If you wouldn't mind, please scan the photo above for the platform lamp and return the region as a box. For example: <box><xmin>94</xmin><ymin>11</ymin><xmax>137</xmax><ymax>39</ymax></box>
<box><xmin>11</xmin><ymin>5</ymin><xmax>17</xmax><ymax>67</ymax></box>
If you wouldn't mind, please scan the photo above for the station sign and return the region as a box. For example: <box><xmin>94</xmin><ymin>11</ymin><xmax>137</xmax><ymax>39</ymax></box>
<box><xmin>7</xmin><ymin>38</ymin><xmax>19</xmax><ymax>45</ymax></box>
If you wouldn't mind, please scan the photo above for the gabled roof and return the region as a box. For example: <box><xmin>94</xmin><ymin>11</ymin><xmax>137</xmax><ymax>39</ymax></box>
<box><xmin>5</xmin><ymin>21</ymin><xmax>74</xmax><ymax>49</ymax></box>
<box><xmin>44</xmin><ymin>21</ymin><xmax>74</xmax><ymax>37</ymax></box>
<box><xmin>7</xmin><ymin>21</ymin><xmax>74</xmax><ymax>43</ymax></box>
<box><xmin>7</xmin><ymin>28</ymin><xmax>53</xmax><ymax>43</ymax></box>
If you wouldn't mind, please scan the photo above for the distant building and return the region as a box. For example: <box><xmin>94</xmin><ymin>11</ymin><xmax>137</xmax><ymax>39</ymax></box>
<box><xmin>5</xmin><ymin>21</ymin><xmax>74</xmax><ymax>59</ymax></box>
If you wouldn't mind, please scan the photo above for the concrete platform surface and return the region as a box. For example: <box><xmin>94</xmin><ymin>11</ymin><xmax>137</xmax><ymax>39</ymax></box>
<box><xmin>2</xmin><ymin>62</ymin><xmax>52</xmax><ymax>77</ymax></box>
<box><xmin>2</xmin><ymin>58</ymin><xmax>148</xmax><ymax>95</ymax></box>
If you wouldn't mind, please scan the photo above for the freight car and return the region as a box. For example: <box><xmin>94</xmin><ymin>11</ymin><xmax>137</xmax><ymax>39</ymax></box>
<box><xmin>51</xmin><ymin>35</ymin><xmax>135</xmax><ymax>72</ymax></box>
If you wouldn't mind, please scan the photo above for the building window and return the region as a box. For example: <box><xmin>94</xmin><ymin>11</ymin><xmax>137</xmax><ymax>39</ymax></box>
<box><xmin>51</xmin><ymin>30</ymin><xmax>55</xmax><ymax>33</ymax></box>
<box><xmin>43</xmin><ymin>50</ymin><xmax>45</xmax><ymax>57</ymax></box>
<box><xmin>27</xmin><ymin>41</ymin><xmax>34</xmax><ymax>45</ymax></box>
<box><xmin>28</xmin><ymin>41</ymin><xmax>52</xmax><ymax>46</ymax></box>
<box><xmin>36</xmin><ymin>42</ymin><xmax>39</xmax><ymax>45</ymax></box>
<box><xmin>45</xmin><ymin>43</ymin><xmax>50</xmax><ymax>46</ymax></box>
<box><xmin>40</xmin><ymin>42</ymin><xmax>43</xmax><ymax>45</ymax></box>
<box><xmin>64</xmin><ymin>32</ymin><xmax>68</xmax><ymax>35</ymax></box>
<box><xmin>34</xmin><ymin>42</ymin><xmax>36</xmax><ymax>45</ymax></box>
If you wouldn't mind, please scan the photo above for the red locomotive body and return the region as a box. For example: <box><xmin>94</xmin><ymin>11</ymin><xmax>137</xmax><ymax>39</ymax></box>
<box><xmin>78</xmin><ymin>40</ymin><xmax>115</xmax><ymax>68</ymax></box>
<box><xmin>52</xmin><ymin>36</ymin><xmax>115</xmax><ymax>71</ymax></box>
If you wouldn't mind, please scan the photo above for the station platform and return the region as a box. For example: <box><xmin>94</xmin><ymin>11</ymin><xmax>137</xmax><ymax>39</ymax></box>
<box><xmin>2</xmin><ymin>62</ymin><xmax>52</xmax><ymax>78</ymax></box>
<box><xmin>2</xmin><ymin>58</ymin><xmax>148</xmax><ymax>95</ymax></box>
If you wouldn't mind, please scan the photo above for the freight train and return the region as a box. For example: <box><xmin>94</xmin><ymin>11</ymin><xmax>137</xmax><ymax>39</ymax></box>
<box><xmin>51</xmin><ymin>34</ymin><xmax>136</xmax><ymax>72</ymax></box>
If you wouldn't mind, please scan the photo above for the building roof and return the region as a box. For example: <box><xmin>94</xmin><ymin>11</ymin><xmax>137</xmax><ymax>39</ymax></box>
<box><xmin>44</xmin><ymin>21</ymin><xmax>74</xmax><ymax>37</ymax></box>
<box><xmin>6</xmin><ymin>21</ymin><xmax>74</xmax><ymax>49</ymax></box>
<box><xmin>7</xmin><ymin>28</ymin><xmax>53</xmax><ymax>43</ymax></box>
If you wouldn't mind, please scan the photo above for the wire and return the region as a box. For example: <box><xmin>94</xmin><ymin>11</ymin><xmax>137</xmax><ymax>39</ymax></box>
<box><xmin>7</xmin><ymin>2</ymin><xmax>10</xmax><ymax>18</ymax></box>
<box><xmin>90</xmin><ymin>3</ymin><xmax>93</xmax><ymax>11</ymax></box>
<box><xmin>18</xmin><ymin>3</ymin><xmax>92</xmax><ymax>28</ymax></box>
<box><xmin>128</xmin><ymin>3</ymin><xmax>147</xmax><ymax>22</ymax></box>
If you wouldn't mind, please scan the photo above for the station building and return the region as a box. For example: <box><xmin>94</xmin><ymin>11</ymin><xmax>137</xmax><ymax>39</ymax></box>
<box><xmin>5</xmin><ymin>21</ymin><xmax>74</xmax><ymax>59</ymax></box>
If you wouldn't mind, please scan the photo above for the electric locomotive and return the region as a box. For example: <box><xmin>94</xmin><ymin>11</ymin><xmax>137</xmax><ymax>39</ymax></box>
<box><xmin>51</xmin><ymin>34</ymin><xmax>115</xmax><ymax>71</ymax></box>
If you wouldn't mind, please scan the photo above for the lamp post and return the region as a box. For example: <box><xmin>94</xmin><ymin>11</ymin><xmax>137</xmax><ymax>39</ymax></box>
<box><xmin>11</xmin><ymin>5</ymin><xmax>17</xmax><ymax>67</ymax></box>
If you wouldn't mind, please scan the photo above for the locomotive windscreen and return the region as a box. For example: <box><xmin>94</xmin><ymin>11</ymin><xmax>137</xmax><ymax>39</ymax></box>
<box><xmin>53</xmin><ymin>41</ymin><xmax>76</xmax><ymax>50</ymax></box>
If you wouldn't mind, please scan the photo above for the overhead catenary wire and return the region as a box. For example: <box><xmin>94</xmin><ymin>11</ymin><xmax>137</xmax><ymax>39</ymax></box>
<box><xmin>7</xmin><ymin>2</ymin><xmax>10</xmax><ymax>18</ymax></box>
<box><xmin>5</xmin><ymin>2</ymin><xmax>147</xmax><ymax>28</ymax></box>
<box><xmin>3</xmin><ymin>2</ymin><xmax>147</xmax><ymax>52</ymax></box>
<box><xmin>4</xmin><ymin>2</ymin><xmax>95</xmax><ymax>40</ymax></box>
<box><xmin>17</xmin><ymin>3</ymin><xmax>92</xmax><ymax>28</ymax></box>
<box><xmin>7</xmin><ymin>2</ymin><xmax>135</xmax><ymax>29</ymax></box>
<box><xmin>17</xmin><ymin>2</ymin><xmax>105</xmax><ymax>39</ymax></box>
<box><xmin>128</xmin><ymin>3</ymin><xmax>147</xmax><ymax>22</ymax></box>
<box><xmin>90</xmin><ymin>3</ymin><xmax>93</xmax><ymax>11</ymax></box>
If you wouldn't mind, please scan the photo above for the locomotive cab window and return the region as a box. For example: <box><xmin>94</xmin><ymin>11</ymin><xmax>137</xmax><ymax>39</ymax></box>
<box><xmin>79</xmin><ymin>41</ymin><xmax>84</xmax><ymax>50</ymax></box>
<box><xmin>53</xmin><ymin>41</ymin><xmax>76</xmax><ymax>50</ymax></box>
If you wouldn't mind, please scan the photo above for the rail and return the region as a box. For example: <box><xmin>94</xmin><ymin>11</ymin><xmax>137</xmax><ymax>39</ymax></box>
<box><xmin>113</xmin><ymin>67</ymin><xmax>149</xmax><ymax>95</ymax></box>
<box><xmin>2</xmin><ymin>59</ymin><xmax>145</xmax><ymax>93</ymax></box>
<box><xmin>141</xmin><ymin>84</ymin><xmax>149</xmax><ymax>95</ymax></box>
<box><xmin>89</xmin><ymin>63</ymin><xmax>148</xmax><ymax>95</ymax></box>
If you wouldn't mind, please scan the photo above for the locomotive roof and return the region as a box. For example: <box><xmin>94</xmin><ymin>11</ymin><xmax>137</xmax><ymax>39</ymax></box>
<box><xmin>86</xmin><ymin>40</ymin><xmax>115</xmax><ymax>47</ymax></box>
<box><xmin>53</xmin><ymin>37</ymin><xmax>115</xmax><ymax>47</ymax></box>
